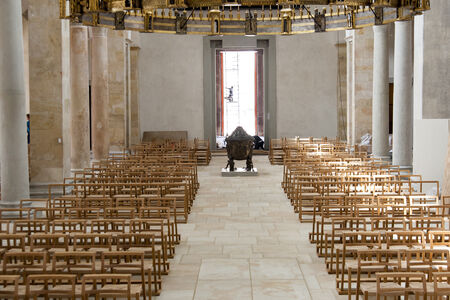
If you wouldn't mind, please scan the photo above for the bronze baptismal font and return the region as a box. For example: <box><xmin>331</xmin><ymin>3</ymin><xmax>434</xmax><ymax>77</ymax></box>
<box><xmin>223</xmin><ymin>127</ymin><xmax>257</xmax><ymax>176</ymax></box>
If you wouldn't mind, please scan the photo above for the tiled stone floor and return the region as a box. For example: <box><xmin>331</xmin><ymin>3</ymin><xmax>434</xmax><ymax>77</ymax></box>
<box><xmin>157</xmin><ymin>156</ymin><xmax>346</xmax><ymax>300</ymax></box>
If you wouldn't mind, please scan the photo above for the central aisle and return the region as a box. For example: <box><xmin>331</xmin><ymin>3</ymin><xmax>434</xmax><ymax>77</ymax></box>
<box><xmin>158</xmin><ymin>156</ymin><xmax>346</xmax><ymax>300</ymax></box>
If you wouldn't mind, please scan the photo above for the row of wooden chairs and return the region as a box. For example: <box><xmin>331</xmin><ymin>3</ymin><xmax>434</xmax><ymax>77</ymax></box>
<box><xmin>0</xmin><ymin>273</ymin><xmax>145</xmax><ymax>300</ymax></box>
<box><xmin>131</xmin><ymin>138</ymin><xmax>211</xmax><ymax>165</ymax></box>
<box><xmin>276</xmin><ymin>137</ymin><xmax>449</xmax><ymax>299</ymax></box>
<box><xmin>0</xmin><ymin>144</ymin><xmax>205</xmax><ymax>299</ymax></box>
<box><xmin>0</xmin><ymin>231</ymin><xmax>164</xmax><ymax>293</ymax></box>
<box><xmin>269</xmin><ymin>137</ymin><xmax>347</xmax><ymax>165</ymax></box>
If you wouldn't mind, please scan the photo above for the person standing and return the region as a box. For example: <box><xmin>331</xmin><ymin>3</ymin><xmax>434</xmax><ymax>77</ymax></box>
<box><xmin>26</xmin><ymin>114</ymin><xmax>30</xmax><ymax>144</ymax></box>
<box><xmin>27</xmin><ymin>114</ymin><xmax>30</xmax><ymax>180</ymax></box>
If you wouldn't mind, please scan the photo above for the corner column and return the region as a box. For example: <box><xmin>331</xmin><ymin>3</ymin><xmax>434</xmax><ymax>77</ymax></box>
<box><xmin>0</xmin><ymin>0</ymin><xmax>30</xmax><ymax>205</ymax></box>
<box><xmin>392</xmin><ymin>20</ymin><xmax>413</xmax><ymax>166</ymax></box>
<box><xmin>345</xmin><ymin>30</ymin><xmax>355</xmax><ymax>146</ymax></box>
<box><xmin>372</xmin><ymin>24</ymin><xmax>390</xmax><ymax>157</ymax></box>
<box><xmin>70</xmin><ymin>24</ymin><xmax>90</xmax><ymax>170</ymax></box>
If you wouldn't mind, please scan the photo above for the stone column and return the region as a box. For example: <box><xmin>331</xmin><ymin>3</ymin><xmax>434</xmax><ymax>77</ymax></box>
<box><xmin>61</xmin><ymin>2</ymin><xmax>72</xmax><ymax>178</ymax></box>
<box><xmin>392</xmin><ymin>20</ymin><xmax>413</xmax><ymax>166</ymax></box>
<box><xmin>0</xmin><ymin>0</ymin><xmax>30</xmax><ymax>205</ymax></box>
<box><xmin>70</xmin><ymin>24</ymin><xmax>90</xmax><ymax>170</ymax></box>
<box><xmin>130</xmin><ymin>46</ymin><xmax>141</xmax><ymax>146</ymax></box>
<box><xmin>345</xmin><ymin>30</ymin><xmax>355</xmax><ymax>145</ymax></box>
<box><xmin>372</xmin><ymin>25</ymin><xmax>390</xmax><ymax>157</ymax></box>
<box><xmin>90</xmin><ymin>27</ymin><xmax>110</xmax><ymax>160</ymax></box>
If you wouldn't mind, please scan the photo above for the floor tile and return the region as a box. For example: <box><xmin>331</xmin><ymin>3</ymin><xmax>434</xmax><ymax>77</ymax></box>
<box><xmin>198</xmin><ymin>258</ymin><xmax>250</xmax><ymax>280</ymax></box>
<box><xmin>155</xmin><ymin>156</ymin><xmax>340</xmax><ymax>299</ymax></box>
<box><xmin>194</xmin><ymin>280</ymin><xmax>252</xmax><ymax>300</ymax></box>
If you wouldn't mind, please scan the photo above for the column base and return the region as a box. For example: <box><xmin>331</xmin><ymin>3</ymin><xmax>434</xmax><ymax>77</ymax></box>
<box><xmin>397</xmin><ymin>165</ymin><xmax>413</xmax><ymax>174</ymax></box>
<box><xmin>0</xmin><ymin>202</ymin><xmax>21</xmax><ymax>209</ymax></box>
<box><xmin>371</xmin><ymin>155</ymin><xmax>391</xmax><ymax>162</ymax></box>
<box><xmin>70</xmin><ymin>169</ymin><xmax>84</xmax><ymax>174</ymax></box>
<box><xmin>0</xmin><ymin>202</ymin><xmax>33</xmax><ymax>218</ymax></box>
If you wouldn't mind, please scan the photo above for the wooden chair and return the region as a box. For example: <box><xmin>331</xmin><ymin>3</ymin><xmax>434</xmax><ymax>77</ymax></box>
<box><xmin>0</xmin><ymin>275</ymin><xmax>21</xmax><ymax>300</ymax></box>
<box><xmin>431</xmin><ymin>272</ymin><xmax>450</xmax><ymax>299</ymax></box>
<box><xmin>13</xmin><ymin>220</ymin><xmax>49</xmax><ymax>235</ymax></box>
<box><xmin>79</xmin><ymin>197</ymin><xmax>113</xmax><ymax>210</ymax></box>
<box><xmin>143</xmin><ymin>197</ymin><xmax>180</xmax><ymax>243</ymax></box>
<box><xmin>81</xmin><ymin>274</ymin><xmax>143</xmax><ymax>300</ymax></box>
<box><xmin>2</xmin><ymin>252</ymin><xmax>48</xmax><ymax>278</ymax></box>
<box><xmin>336</xmin><ymin>231</ymin><xmax>383</xmax><ymax>294</ymax></box>
<box><xmin>0</xmin><ymin>234</ymin><xmax>27</xmax><ymax>253</ymax></box>
<box><xmin>407</xmin><ymin>217</ymin><xmax>446</xmax><ymax>241</ymax></box>
<box><xmin>51</xmin><ymin>219</ymin><xmax>87</xmax><ymax>235</ymax></box>
<box><xmin>30</xmin><ymin>233</ymin><xmax>69</xmax><ymax>253</ymax></box>
<box><xmin>67</xmin><ymin>208</ymin><xmax>101</xmax><ymax>219</ymax></box>
<box><xmin>72</xmin><ymin>233</ymin><xmax>113</xmax><ymax>255</ymax></box>
<box><xmin>104</xmin><ymin>207</ymin><xmax>135</xmax><ymax>219</ymax></box>
<box><xmin>349</xmin><ymin>249</ymin><xmax>402</xmax><ymax>300</ymax></box>
<box><xmin>90</xmin><ymin>219</ymin><xmax>127</xmax><ymax>235</ymax></box>
<box><xmin>316</xmin><ymin>205</ymin><xmax>354</xmax><ymax>257</ymax></box>
<box><xmin>51</xmin><ymin>251</ymin><xmax>97</xmax><ymax>278</ymax></box>
<box><xmin>0</xmin><ymin>220</ymin><xmax>10</xmax><ymax>234</ymax></box>
<box><xmin>375</xmin><ymin>272</ymin><xmax>427</xmax><ymax>300</ymax></box>
<box><xmin>325</xmin><ymin>217</ymin><xmax>367</xmax><ymax>273</ymax></box>
<box><xmin>26</xmin><ymin>274</ymin><xmax>78</xmax><ymax>300</ymax></box>
<box><xmin>33</xmin><ymin>208</ymin><xmax>65</xmax><ymax>221</ymax></box>
<box><xmin>310</xmin><ymin>196</ymin><xmax>346</xmax><ymax>243</ymax></box>
<box><xmin>116</xmin><ymin>233</ymin><xmax>162</xmax><ymax>294</ymax></box>
<box><xmin>429</xmin><ymin>230</ymin><xmax>450</xmax><ymax>249</ymax></box>
<box><xmin>404</xmin><ymin>249</ymin><xmax>450</xmax><ymax>275</ymax></box>
<box><xmin>101</xmin><ymin>251</ymin><xmax>147</xmax><ymax>299</ymax></box>
<box><xmin>386</xmin><ymin>231</ymin><xmax>426</xmax><ymax>250</ymax></box>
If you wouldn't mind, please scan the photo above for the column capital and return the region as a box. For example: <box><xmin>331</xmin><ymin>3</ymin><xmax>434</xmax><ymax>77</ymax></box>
<box><xmin>395</xmin><ymin>18</ymin><xmax>413</xmax><ymax>24</ymax></box>
<box><xmin>345</xmin><ymin>29</ymin><xmax>354</xmax><ymax>43</ymax></box>
<box><xmin>89</xmin><ymin>26</ymin><xmax>108</xmax><ymax>38</ymax></box>
<box><xmin>373</xmin><ymin>24</ymin><xmax>388</xmax><ymax>33</ymax></box>
<box><xmin>70</xmin><ymin>22</ymin><xmax>86</xmax><ymax>29</ymax></box>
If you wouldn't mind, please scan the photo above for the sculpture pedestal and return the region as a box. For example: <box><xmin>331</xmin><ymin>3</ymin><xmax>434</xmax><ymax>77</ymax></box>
<box><xmin>221</xmin><ymin>168</ymin><xmax>258</xmax><ymax>177</ymax></box>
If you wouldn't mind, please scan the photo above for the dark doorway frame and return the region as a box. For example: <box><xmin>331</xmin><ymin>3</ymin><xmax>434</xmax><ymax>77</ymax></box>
<box><xmin>215</xmin><ymin>49</ymin><xmax>264</xmax><ymax>138</ymax></box>
<box><xmin>203</xmin><ymin>36</ymin><xmax>277</xmax><ymax>150</ymax></box>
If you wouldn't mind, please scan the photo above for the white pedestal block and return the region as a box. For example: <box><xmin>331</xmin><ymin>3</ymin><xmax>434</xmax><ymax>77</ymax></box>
<box><xmin>221</xmin><ymin>168</ymin><xmax>259</xmax><ymax>177</ymax></box>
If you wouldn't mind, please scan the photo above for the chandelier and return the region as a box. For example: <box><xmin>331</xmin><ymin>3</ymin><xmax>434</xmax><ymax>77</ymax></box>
<box><xmin>61</xmin><ymin>0</ymin><xmax>430</xmax><ymax>36</ymax></box>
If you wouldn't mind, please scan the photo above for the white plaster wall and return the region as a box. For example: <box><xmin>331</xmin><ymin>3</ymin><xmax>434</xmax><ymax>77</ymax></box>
<box><xmin>413</xmin><ymin>14</ymin><xmax>449</xmax><ymax>194</ymax></box>
<box><xmin>423</xmin><ymin>0</ymin><xmax>450</xmax><ymax>119</ymax></box>
<box><xmin>139</xmin><ymin>32</ymin><xmax>340</xmax><ymax>140</ymax></box>
<box><xmin>275</xmin><ymin>33</ymin><xmax>339</xmax><ymax>138</ymax></box>
<box><xmin>413</xmin><ymin>120</ymin><xmax>448</xmax><ymax>190</ymax></box>
<box><xmin>138</xmin><ymin>33</ymin><xmax>204</xmax><ymax>140</ymax></box>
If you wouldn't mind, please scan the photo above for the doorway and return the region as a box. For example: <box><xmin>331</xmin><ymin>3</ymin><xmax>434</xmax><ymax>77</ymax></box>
<box><xmin>215</xmin><ymin>49</ymin><xmax>264</xmax><ymax>149</ymax></box>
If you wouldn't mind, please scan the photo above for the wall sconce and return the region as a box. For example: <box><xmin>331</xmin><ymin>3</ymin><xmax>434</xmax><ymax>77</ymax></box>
<box><xmin>208</xmin><ymin>8</ymin><xmax>222</xmax><ymax>35</ymax></box>
<box><xmin>245</xmin><ymin>12</ymin><xmax>257</xmax><ymax>36</ymax></box>
<box><xmin>176</xmin><ymin>11</ymin><xmax>188</xmax><ymax>34</ymax></box>
<box><xmin>281</xmin><ymin>8</ymin><xmax>293</xmax><ymax>35</ymax></box>
<box><xmin>109</xmin><ymin>0</ymin><xmax>125</xmax><ymax>12</ymax></box>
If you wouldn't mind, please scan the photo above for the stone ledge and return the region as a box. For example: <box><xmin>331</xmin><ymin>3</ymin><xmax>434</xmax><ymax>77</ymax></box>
<box><xmin>221</xmin><ymin>168</ymin><xmax>258</xmax><ymax>177</ymax></box>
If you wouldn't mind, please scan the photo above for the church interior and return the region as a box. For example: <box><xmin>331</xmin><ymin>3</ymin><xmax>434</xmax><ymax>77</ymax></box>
<box><xmin>0</xmin><ymin>0</ymin><xmax>449</xmax><ymax>299</ymax></box>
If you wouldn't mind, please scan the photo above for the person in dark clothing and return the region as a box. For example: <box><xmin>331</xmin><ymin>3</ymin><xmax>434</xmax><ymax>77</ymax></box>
<box><xmin>253</xmin><ymin>136</ymin><xmax>264</xmax><ymax>150</ymax></box>
<box><xmin>27</xmin><ymin>114</ymin><xmax>30</xmax><ymax>144</ymax></box>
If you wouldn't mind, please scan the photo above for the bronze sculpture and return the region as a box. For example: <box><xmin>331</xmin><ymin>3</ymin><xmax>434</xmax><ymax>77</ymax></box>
<box><xmin>225</xmin><ymin>126</ymin><xmax>254</xmax><ymax>171</ymax></box>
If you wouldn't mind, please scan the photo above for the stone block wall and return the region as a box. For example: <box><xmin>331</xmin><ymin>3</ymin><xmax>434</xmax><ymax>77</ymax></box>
<box><xmin>353</xmin><ymin>26</ymin><xmax>374</xmax><ymax>143</ymax></box>
<box><xmin>28</xmin><ymin>0</ymin><xmax>63</xmax><ymax>183</ymax></box>
<box><xmin>107</xmin><ymin>30</ymin><xmax>126</xmax><ymax>150</ymax></box>
<box><xmin>336</xmin><ymin>41</ymin><xmax>347</xmax><ymax>141</ymax></box>
<box><xmin>130</xmin><ymin>47</ymin><xmax>140</xmax><ymax>145</ymax></box>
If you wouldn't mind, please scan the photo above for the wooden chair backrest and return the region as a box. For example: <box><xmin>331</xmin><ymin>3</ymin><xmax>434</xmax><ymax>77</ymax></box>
<box><xmin>26</xmin><ymin>274</ymin><xmax>77</xmax><ymax>299</ymax></box>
